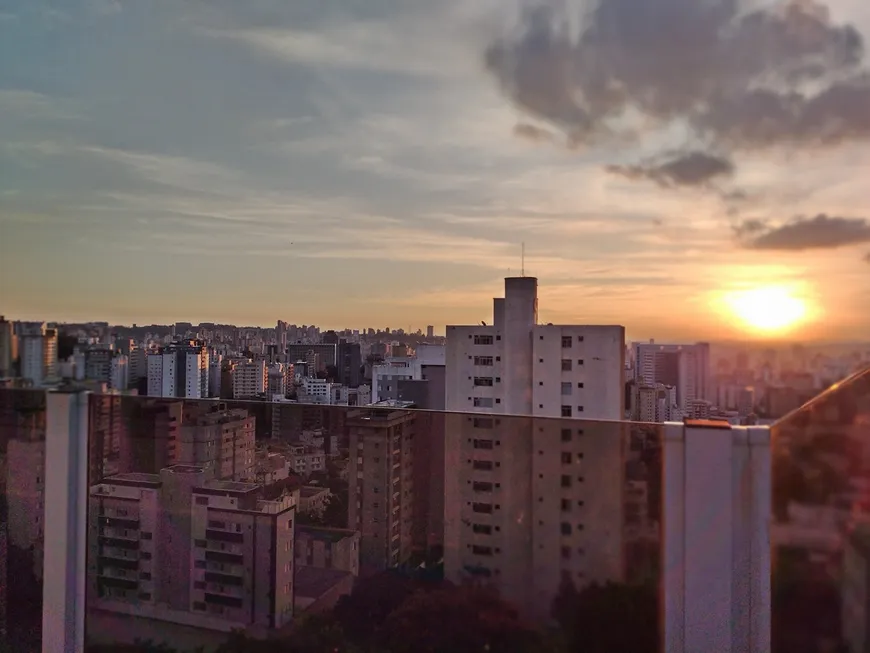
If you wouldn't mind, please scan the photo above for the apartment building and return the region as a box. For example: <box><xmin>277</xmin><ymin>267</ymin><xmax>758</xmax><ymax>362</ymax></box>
<box><xmin>146</xmin><ymin>340</ymin><xmax>209</xmax><ymax>399</ymax></box>
<box><xmin>347</xmin><ymin>408</ymin><xmax>416</xmax><ymax>575</ymax></box>
<box><xmin>177</xmin><ymin>405</ymin><xmax>255</xmax><ymax>482</ymax></box>
<box><xmin>88</xmin><ymin>464</ymin><xmax>297</xmax><ymax>631</ymax></box>
<box><xmin>233</xmin><ymin>359</ymin><xmax>267</xmax><ymax>399</ymax></box>
<box><xmin>19</xmin><ymin>325</ymin><xmax>58</xmax><ymax>386</ymax></box>
<box><xmin>633</xmin><ymin>341</ymin><xmax>712</xmax><ymax>410</ymax></box>
<box><xmin>446</xmin><ymin>278</ymin><xmax>624</xmax><ymax>419</ymax></box>
<box><xmin>444</xmin><ymin>277</ymin><xmax>626</xmax><ymax>621</ymax></box>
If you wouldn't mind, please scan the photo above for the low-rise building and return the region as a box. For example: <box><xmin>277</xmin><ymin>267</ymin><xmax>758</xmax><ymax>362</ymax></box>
<box><xmin>88</xmin><ymin>465</ymin><xmax>297</xmax><ymax>632</ymax></box>
<box><xmin>295</xmin><ymin>526</ymin><xmax>360</xmax><ymax>576</ymax></box>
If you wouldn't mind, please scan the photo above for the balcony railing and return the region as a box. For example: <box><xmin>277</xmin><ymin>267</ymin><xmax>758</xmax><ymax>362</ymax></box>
<box><xmin>0</xmin><ymin>373</ymin><xmax>867</xmax><ymax>653</ymax></box>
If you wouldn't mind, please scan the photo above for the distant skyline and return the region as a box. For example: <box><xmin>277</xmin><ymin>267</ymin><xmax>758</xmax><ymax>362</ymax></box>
<box><xmin>2</xmin><ymin>0</ymin><xmax>870</xmax><ymax>341</ymax></box>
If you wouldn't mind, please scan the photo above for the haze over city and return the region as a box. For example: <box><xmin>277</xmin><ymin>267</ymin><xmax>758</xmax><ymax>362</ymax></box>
<box><xmin>2</xmin><ymin>0</ymin><xmax>870</xmax><ymax>341</ymax></box>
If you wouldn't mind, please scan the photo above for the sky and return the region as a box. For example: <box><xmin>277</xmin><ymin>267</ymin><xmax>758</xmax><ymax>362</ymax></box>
<box><xmin>1</xmin><ymin>0</ymin><xmax>869</xmax><ymax>341</ymax></box>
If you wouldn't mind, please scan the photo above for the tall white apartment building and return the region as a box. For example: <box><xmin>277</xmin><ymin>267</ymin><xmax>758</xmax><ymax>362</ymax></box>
<box><xmin>88</xmin><ymin>465</ymin><xmax>296</xmax><ymax>631</ymax></box>
<box><xmin>445</xmin><ymin>277</ymin><xmax>625</xmax><ymax>419</ymax></box>
<box><xmin>233</xmin><ymin>359</ymin><xmax>267</xmax><ymax>399</ymax></box>
<box><xmin>444</xmin><ymin>277</ymin><xmax>626</xmax><ymax>621</ymax></box>
<box><xmin>146</xmin><ymin>341</ymin><xmax>209</xmax><ymax>398</ymax></box>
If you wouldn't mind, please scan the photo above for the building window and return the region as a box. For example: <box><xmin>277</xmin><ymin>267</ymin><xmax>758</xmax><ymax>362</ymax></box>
<box><xmin>473</xmin><ymin>397</ymin><xmax>494</xmax><ymax>408</ymax></box>
<box><xmin>561</xmin><ymin>498</ymin><xmax>571</xmax><ymax>512</ymax></box>
<box><xmin>561</xmin><ymin>452</ymin><xmax>572</xmax><ymax>464</ymax></box>
<box><xmin>473</xmin><ymin>524</ymin><xmax>492</xmax><ymax>534</ymax></box>
<box><xmin>561</xmin><ymin>359</ymin><xmax>572</xmax><ymax>371</ymax></box>
<box><xmin>561</xmin><ymin>546</ymin><xmax>571</xmax><ymax>559</ymax></box>
<box><xmin>473</xmin><ymin>335</ymin><xmax>494</xmax><ymax>345</ymax></box>
<box><xmin>195</xmin><ymin>497</ymin><xmax>208</xmax><ymax>505</ymax></box>
<box><xmin>577</xmin><ymin>382</ymin><xmax>584</xmax><ymax>389</ymax></box>
<box><xmin>472</xmin><ymin>545</ymin><xmax>494</xmax><ymax>556</ymax></box>
<box><xmin>561</xmin><ymin>475</ymin><xmax>572</xmax><ymax>488</ymax></box>
<box><xmin>561</xmin><ymin>522</ymin><xmax>572</xmax><ymax>535</ymax></box>
<box><xmin>473</xmin><ymin>418</ymin><xmax>494</xmax><ymax>429</ymax></box>
<box><xmin>577</xmin><ymin>359</ymin><xmax>584</xmax><ymax>365</ymax></box>
<box><xmin>577</xmin><ymin>406</ymin><xmax>584</xmax><ymax>412</ymax></box>
<box><xmin>561</xmin><ymin>336</ymin><xmax>572</xmax><ymax>348</ymax></box>
<box><xmin>473</xmin><ymin>439</ymin><xmax>494</xmax><ymax>450</ymax></box>
<box><xmin>561</xmin><ymin>406</ymin><xmax>572</xmax><ymax>417</ymax></box>
<box><xmin>561</xmin><ymin>382</ymin><xmax>572</xmax><ymax>396</ymax></box>
<box><xmin>472</xmin><ymin>503</ymin><xmax>493</xmax><ymax>514</ymax></box>
<box><xmin>474</xmin><ymin>356</ymin><xmax>494</xmax><ymax>366</ymax></box>
<box><xmin>473</xmin><ymin>377</ymin><xmax>494</xmax><ymax>387</ymax></box>
<box><xmin>473</xmin><ymin>460</ymin><xmax>494</xmax><ymax>471</ymax></box>
<box><xmin>473</xmin><ymin>481</ymin><xmax>494</xmax><ymax>492</ymax></box>
<box><xmin>561</xmin><ymin>428</ymin><xmax>571</xmax><ymax>442</ymax></box>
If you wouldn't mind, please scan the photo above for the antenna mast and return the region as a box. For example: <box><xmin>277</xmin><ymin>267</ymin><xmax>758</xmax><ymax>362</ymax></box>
<box><xmin>521</xmin><ymin>242</ymin><xmax>525</xmax><ymax>277</ymax></box>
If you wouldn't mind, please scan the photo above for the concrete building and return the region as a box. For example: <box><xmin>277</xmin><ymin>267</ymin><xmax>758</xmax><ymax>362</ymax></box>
<box><xmin>110</xmin><ymin>355</ymin><xmax>129</xmax><ymax>391</ymax></box>
<box><xmin>443</xmin><ymin>413</ymin><xmax>626</xmax><ymax>622</ymax></box>
<box><xmin>177</xmin><ymin>405</ymin><xmax>255</xmax><ymax>482</ymax></box>
<box><xmin>347</xmin><ymin>408</ymin><xmax>416</xmax><ymax>575</ymax></box>
<box><xmin>146</xmin><ymin>341</ymin><xmax>209</xmax><ymax>399</ymax></box>
<box><xmin>446</xmin><ymin>278</ymin><xmax>625</xmax><ymax>419</ymax></box>
<box><xmin>633</xmin><ymin>341</ymin><xmax>712</xmax><ymax>410</ymax></box>
<box><xmin>267</xmin><ymin>363</ymin><xmax>286</xmax><ymax>398</ymax></box>
<box><xmin>232</xmin><ymin>359</ymin><xmax>266</xmax><ymax>399</ymax></box>
<box><xmin>0</xmin><ymin>316</ymin><xmax>16</xmax><ymax>377</ymax></box>
<box><xmin>85</xmin><ymin>346</ymin><xmax>113</xmax><ymax>384</ymax></box>
<box><xmin>295</xmin><ymin>526</ymin><xmax>360</xmax><ymax>576</ymax></box>
<box><xmin>443</xmin><ymin>277</ymin><xmax>626</xmax><ymax>621</ymax></box>
<box><xmin>20</xmin><ymin>325</ymin><xmax>57</xmax><ymax>386</ymax></box>
<box><xmin>337</xmin><ymin>341</ymin><xmax>362</xmax><ymax>388</ymax></box>
<box><xmin>87</xmin><ymin>465</ymin><xmax>297</xmax><ymax>631</ymax></box>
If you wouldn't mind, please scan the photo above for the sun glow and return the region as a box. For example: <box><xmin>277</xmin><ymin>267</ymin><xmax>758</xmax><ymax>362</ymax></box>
<box><xmin>720</xmin><ymin>285</ymin><xmax>810</xmax><ymax>335</ymax></box>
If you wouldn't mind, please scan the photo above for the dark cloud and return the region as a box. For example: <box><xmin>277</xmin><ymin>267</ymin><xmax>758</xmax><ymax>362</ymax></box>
<box><xmin>606</xmin><ymin>151</ymin><xmax>734</xmax><ymax>188</ymax></box>
<box><xmin>736</xmin><ymin>214</ymin><xmax>870</xmax><ymax>250</ymax></box>
<box><xmin>513</xmin><ymin>122</ymin><xmax>554</xmax><ymax>142</ymax></box>
<box><xmin>486</xmin><ymin>0</ymin><xmax>870</xmax><ymax>151</ymax></box>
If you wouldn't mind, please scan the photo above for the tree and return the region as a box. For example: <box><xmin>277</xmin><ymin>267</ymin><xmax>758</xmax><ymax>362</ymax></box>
<box><xmin>379</xmin><ymin>584</ymin><xmax>542</xmax><ymax>653</ymax></box>
<box><xmin>332</xmin><ymin>571</ymin><xmax>419</xmax><ymax>647</ymax></box>
<box><xmin>551</xmin><ymin>578</ymin><xmax>658</xmax><ymax>653</ymax></box>
<box><xmin>85</xmin><ymin>642</ymin><xmax>183</xmax><ymax>653</ymax></box>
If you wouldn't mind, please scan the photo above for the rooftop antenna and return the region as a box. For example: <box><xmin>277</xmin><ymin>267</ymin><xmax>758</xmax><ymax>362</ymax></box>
<box><xmin>521</xmin><ymin>242</ymin><xmax>525</xmax><ymax>277</ymax></box>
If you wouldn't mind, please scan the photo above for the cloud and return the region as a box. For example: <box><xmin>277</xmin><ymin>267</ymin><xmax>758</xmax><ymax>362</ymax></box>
<box><xmin>486</xmin><ymin>0</ymin><xmax>870</xmax><ymax>151</ymax></box>
<box><xmin>737</xmin><ymin>214</ymin><xmax>870</xmax><ymax>250</ymax></box>
<box><xmin>513</xmin><ymin>122</ymin><xmax>555</xmax><ymax>143</ymax></box>
<box><xmin>864</xmin><ymin>252</ymin><xmax>870</xmax><ymax>264</ymax></box>
<box><xmin>606</xmin><ymin>151</ymin><xmax>734</xmax><ymax>188</ymax></box>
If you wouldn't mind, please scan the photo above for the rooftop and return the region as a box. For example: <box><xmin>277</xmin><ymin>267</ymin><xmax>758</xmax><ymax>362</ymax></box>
<box><xmin>297</xmin><ymin>525</ymin><xmax>358</xmax><ymax>544</ymax></box>
<box><xmin>295</xmin><ymin>566</ymin><xmax>354</xmax><ymax>600</ymax></box>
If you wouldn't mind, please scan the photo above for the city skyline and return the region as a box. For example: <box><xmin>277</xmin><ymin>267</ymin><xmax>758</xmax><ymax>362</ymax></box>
<box><xmin>2</xmin><ymin>0</ymin><xmax>870</xmax><ymax>341</ymax></box>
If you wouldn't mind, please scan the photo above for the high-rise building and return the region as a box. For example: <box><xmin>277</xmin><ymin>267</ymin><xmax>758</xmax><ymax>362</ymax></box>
<box><xmin>178</xmin><ymin>404</ymin><xmax>255</xmax><ymax>481</ymax></box>
<box><xmin>88</xmin><ymin>465</ymin><xmax>296</xmax><ymax>631</ymax></box>
<box><xmin>347</xmin><ymin>408</ymin><xmax>416</xmax><ymax>575</ymax></box>
<box><xmin>337</xmin><ymin>340</ymin><xmax>362</xmax><ymax>388</ymax></box>
<box><xmin>19</xmin><ymin>324</ymin><xmax>57</xmax><ymax>386</ymax></box>
<box><xmin>232</xmin><ymin>359</ymin><xmax>267</xmax><ymax>399</ymax></box>
<box><xmin>426</xmin><ymin>325</ymin><xmax>434</xmax><ymax>338</ymax></box>
<box><xmin>0</xmin><ymin>316</ymin><xmax>15</xmax><ymax>378</ymax></box>
<box><xmin>146</xmin><ymin>340</ymin><xmax>209</xmax><ymax>398</ymax></box>
<box><xmin>633</xmin><ymin>341</ymin><xmax>712</xmax><ymax>411</ymax></box>
<box><xmin>443</xmin><ymin>277</ymin><xmax>626</xmax><ymax>621</ymax></box>
<box><xmin>446</xmin><ymin>278</ymin><xmax>625</xmax><ymax>419</ymax></box>
<box><xmin>267</xmin><ymin>363</ymin><xmax>286</xmax><ymax>398</ymax></box>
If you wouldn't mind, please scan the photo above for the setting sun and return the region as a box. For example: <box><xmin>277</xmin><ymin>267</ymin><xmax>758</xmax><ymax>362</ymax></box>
<box><xmin>722</xmin><ymin>285</ymin><xmax>810</xmax><ymax>335</ymax></box>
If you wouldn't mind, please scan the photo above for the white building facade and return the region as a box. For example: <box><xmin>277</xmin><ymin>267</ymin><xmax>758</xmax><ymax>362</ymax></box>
<box><xmin>444</xmin><ymin>277</ymin><xmax>626</xmax><ymax>621</ymax></box>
